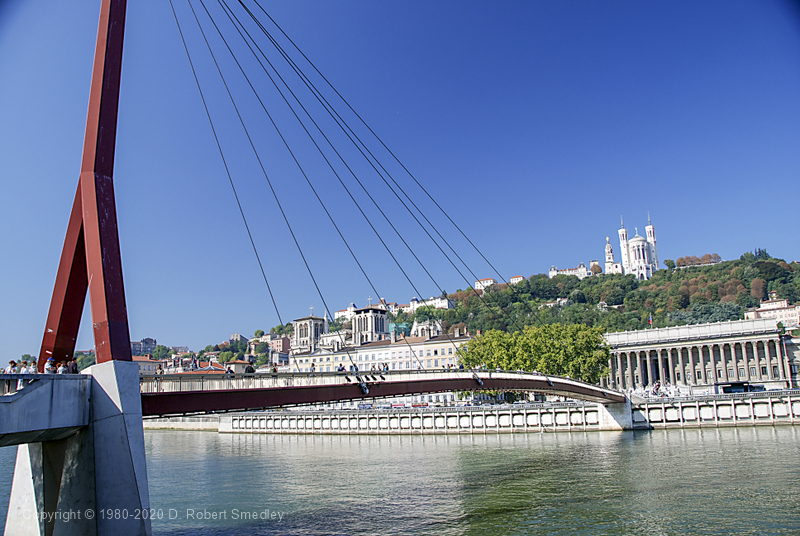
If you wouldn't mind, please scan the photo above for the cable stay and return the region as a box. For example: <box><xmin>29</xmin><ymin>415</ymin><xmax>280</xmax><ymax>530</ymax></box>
<box><xmin>167</xmin><ymin>0</ymin><xmax>548</xmax><ymax>379</ymax></box>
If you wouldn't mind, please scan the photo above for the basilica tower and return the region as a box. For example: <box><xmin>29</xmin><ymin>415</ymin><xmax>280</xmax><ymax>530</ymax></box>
<box><xmin>617</xmin><ymin>217</ymin><xmax>630</xmax><ymax>273</ymax></box>
<box><xmin>645</xmin><ymin>213</ymin><xmax>658</xmax><ymax>270</ymax></box>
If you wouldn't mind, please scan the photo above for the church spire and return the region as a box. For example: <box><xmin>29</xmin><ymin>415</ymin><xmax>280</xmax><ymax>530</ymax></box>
<box><xmin>648</xmin><ymin>211</ymin><xmax>651</xmax><ymax>225</ymax></box>
<box><xmin>620</xmin><ymin>215</ymin><xmax>624</xmax><ymax>229</ymax></box>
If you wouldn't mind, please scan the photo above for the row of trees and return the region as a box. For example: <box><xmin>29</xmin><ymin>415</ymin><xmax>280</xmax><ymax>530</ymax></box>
<box><xmin>664</xmin><ymin>253</ymin><xmax>722</xmax><ymax>268</ymax></box>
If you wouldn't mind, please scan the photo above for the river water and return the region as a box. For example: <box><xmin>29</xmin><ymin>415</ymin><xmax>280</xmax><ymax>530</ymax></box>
<box><xmin>2</xmin><ymin>427</ymin><xmax>800</xmax><ymax>535</ymax></box>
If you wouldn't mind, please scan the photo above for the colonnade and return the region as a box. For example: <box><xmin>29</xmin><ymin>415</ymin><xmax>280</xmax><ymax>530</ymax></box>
<box><xmin>606</xmin><ymin>337</ymin><xmax>791</xmax><ymax>391</ymax></box>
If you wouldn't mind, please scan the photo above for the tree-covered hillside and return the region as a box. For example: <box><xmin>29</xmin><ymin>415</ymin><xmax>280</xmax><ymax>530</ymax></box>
<box><xmin>393</xmin><ymin>250</ymin><xmax>798</xmax><ymax>335</ymax></box>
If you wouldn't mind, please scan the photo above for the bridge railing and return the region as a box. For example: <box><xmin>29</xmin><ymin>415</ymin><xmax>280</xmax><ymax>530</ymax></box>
<box><xmin>1</xmin><ymin>373</ymin><xmax>88</xmax><ymax>396</ymax></box>
<box><xmin>138</xmin><ymin>369</ymin><xmax>615</xmax><ymax>395</ymax></box>
<box><xmin>139</xmin><ymin>370</ymin><xmax>477</xmax><ymax>393</ymax></box>
<box><xmin>631</xmin><ymin>389</ymin><xmax>800</xmax><ymax>405</ymax></box>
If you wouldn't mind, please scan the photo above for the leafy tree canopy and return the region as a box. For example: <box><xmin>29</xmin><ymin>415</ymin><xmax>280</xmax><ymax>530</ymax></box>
<box><xmin>460</xmin><ymin>324</ymin><xmax>609</xmax><ymax>384</ymax></box>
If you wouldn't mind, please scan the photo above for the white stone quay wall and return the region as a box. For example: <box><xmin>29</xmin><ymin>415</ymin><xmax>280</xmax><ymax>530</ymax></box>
<box><xmin>218</xmin><ymin>403</ymin><xmax>630</xmax><ymax>435</ymax></box>
<box><xmin>142</xmin><ymin>416</ymin><xmax>220</xmax><ymax>431</ymax></box>
<box><xmin>631</xmin><ymin>390</ymin><xmax>800</xmax><ymax>429</ymax></box>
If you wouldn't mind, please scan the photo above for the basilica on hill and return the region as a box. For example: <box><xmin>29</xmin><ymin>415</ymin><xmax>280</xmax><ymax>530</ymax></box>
<box><xmin>605</xmin><ymin>215</ymin><xmax>659</xmax><ymax>280</ymax></box>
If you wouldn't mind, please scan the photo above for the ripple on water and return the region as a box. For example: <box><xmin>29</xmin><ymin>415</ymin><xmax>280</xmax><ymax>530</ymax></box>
<box><xmin>3</xmin><ymin>427</ymin><xmax>800</xmax><ymax>535</ymax></box>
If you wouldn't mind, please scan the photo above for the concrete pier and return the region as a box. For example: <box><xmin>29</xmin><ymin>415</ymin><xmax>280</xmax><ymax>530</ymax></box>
<box><xmin>2</xmin><ymin>361</ymin><xmax>151</xmax><ymax>536</ymax></box>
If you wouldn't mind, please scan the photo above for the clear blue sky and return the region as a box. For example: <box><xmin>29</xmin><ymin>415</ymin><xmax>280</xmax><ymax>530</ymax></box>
<box><xmin>1</xmin><ymin>0</ymin><xmax>799</xmax><ymax>358</ymax></box>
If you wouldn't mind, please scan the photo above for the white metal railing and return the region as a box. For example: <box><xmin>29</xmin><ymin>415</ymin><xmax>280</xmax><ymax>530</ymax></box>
<box><xmin>631</xmin><ymin>389</ymin><xmax>800</xmax><ymax>406</ymax></box>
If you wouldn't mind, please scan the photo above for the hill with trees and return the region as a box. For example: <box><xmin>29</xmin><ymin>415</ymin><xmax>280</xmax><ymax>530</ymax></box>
<box><xmin>393</xmin><ymin>249</ymin><xmax>798</xmax><ymax>336</ymax></box>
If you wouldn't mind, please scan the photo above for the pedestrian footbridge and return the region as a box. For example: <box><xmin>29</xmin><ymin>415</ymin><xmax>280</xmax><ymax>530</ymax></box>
<box><xmin>138</xmin><ymin>369</ymin><xmax>626</xmax><ymax>417</ymax></box>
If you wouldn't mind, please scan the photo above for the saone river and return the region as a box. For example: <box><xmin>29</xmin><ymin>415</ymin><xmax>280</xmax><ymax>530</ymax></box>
<box><xmin>2</xmin><ymin>426</ymin><xmax>799</xmax><ymax>535</ymax></box>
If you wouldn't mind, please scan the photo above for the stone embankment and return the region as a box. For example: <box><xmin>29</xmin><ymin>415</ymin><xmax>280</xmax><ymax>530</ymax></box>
<box><xmin>143</xmin><ymin>391</ymin><xmax>800</xmax><ymax>434</ymax></box>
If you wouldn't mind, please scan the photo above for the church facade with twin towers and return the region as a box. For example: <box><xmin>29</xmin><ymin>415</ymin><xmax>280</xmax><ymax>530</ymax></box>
<box><xmin>605</xmin><ymin>215</ymin><xmax>659</xmax><ymax>280</ymax></box>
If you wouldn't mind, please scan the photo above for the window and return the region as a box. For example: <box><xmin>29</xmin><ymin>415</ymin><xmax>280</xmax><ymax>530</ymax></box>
<box><xmin>427</xmin><ymin>350</ymin><xmax>431</xmax><ymax>357</ymax></box>
<box><xmin>773</xmin><ymin>366</ymin><xmax>779</xmax><ymax>377</ymax></box>
<box><xmin>449</xmin><ymin>348</ymin><xmax>453</xmax><ymax>355</ymax></box>
<box><xmin>739</xmin><ymin>368</ymin><xmax>745</xmax><ymax>377</ymax></box>
<box><xmin>761</xmin><ymin>366</ymin><xmax>767</xmax><ymax>376</ymax></box>
<box><xmin>792</xmin><ymin>365</ymin><xmax>798</xmax><ymax>374</ymax></box>
<box><xmin>434</xmin><ymin>349</ymin><xmax>438</xmax><ymax>356</ymax></box>
<box><xmin>696</xmin><ymin>371</ymin><xmax>702</xmax><ymax>380</ymax></box>
<box><xmin>717</xmin><ymin>369</ymin><xmax>723</xmax><ymax>378</ymax></box>
<box><xmin>728</xmin><ymin>369</ymin><xmax>734</xmax><ymax>378</ymax></box>
<box><xmin>427</xmin><ymin>360</ymin><xmax>432</xmax><ymax>368</ymax></box>
<box><xmin>405</xmin><ymin>351</ymin><xmax>410</xmax><ymax>358</ymax></box>
<box><xmin>750</xmin><ymin>367</ymin><xmax>756</xmax><ymax>376</ymax></box>
<box><xmin>676</xmin><ymin>373</ymin><xmax>681</xmax><ymax>381</ymax></box>
<box><xmin>391</xmin><ymin>352</ymin><xmax>395</xmax><ymax>358</ymax></box>
<box><xmin>434</xmin><ymin>359</ymin><xmax>439</xmax><ymax>367</ymax></box>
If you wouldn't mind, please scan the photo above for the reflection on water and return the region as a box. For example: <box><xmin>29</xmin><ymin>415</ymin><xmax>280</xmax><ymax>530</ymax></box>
<box><xmin>3</xmin><ymin>427</ymin><xmax>800</xmax><ymax>535</ymax></box>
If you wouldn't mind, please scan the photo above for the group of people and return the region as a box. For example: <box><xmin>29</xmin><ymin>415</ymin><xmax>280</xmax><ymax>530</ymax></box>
<box><xmin>3</xmin><ymin>357</ymin><xmax>80</xmax><ymax>375</ymax></box>
<box><xmin>4</xmin><ymin>359</ymin><xmax>36</xmax><ymax>374</ymax></box>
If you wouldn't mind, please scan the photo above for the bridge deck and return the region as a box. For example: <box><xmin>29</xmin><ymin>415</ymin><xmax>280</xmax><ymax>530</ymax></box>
<box><xmin>139</xmin><ymin>370</ymin><xmax>625</xmax><ymax>417</ymax></box>
<box><xmin>0</xmin><ymin>375</ymin><xmax>91</xmax><ymax>447</ymax></box>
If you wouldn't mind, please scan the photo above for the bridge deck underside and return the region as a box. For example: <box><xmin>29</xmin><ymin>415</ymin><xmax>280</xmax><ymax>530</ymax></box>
<box><xmin>141</xmin><ymin>377</ymin><xmax>624</xmax><ymax>417</ymax></box>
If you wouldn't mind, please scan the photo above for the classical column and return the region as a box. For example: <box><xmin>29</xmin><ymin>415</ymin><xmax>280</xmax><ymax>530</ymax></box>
<box><xmin>697</xmin><ymin>346</ymin><xmax>707</xmax><ymax>385</ymax></box>
<box><xmin>777</xmin><ymin>337</ymin><xmax>792</xmax><ymax>388</ymax></box>
<box><xmin>626</xmin><ymin>352</ymin><xmax>633</xmax><ymax>389</ymax></box>
<box><xmin>772</xmin><ymin>339</ymin><xmax>786</xmax><ymax>382</ymax></box>
<box><xmin>657</xmin><ymin>349</ymin><xmax>665</xmax><ymax>384</ymax></box>
<box><xmin>685</xmin><ymin>347</ymin><xmax>694</xmax><ymax>385</ymax></box>
<box><xmin>638</xmin><ymin>351</ymin><xmax>646</xmax><ymax>387</ymax></box>
<box><xmin>744</xmin><ymin>341</ymin><xmax>753</xmax><ymax>382</ymax></box>
<box><xmin>683</xmin><ymin>346</ymin><xmax>692</xmax><ymax>385</ymax></box>
<box><xmin>667</xmin><ymin>348</ymin><xmax>676</xmax><ymax>385</ymax></box>
<box><xmin>763</xmin><ymin>340</ymin><xmax>774</xmax><ymax>380</ymax></box>
<box><xmin>720</xmin><ymin>344</ymin><xmax>730</xmax><ymax>382</ymax></box>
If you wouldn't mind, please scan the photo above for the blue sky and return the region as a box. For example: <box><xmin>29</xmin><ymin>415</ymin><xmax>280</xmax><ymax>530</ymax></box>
<box><xmin>1</xmin><ymin>0</ymin><xmax>799</xmax><ymax>357</ymax></box>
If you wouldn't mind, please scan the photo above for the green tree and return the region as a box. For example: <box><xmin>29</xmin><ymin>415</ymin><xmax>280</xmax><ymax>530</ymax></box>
<box><xmin>219</xmin><ymin>351</ymin><xmax>234</xmax><ymax>363</ymax></box>
<box><xmin>254</xmin><ymin>329</ymin><xmax>265</xmax><ymax>338</ymax></box>
<box><xmin>152</xmin><ymin>345</ymin><xmax>172</xmax><ymax>360</ymax></box>
<box><xmin>75</xmin><ymin>351</ymin><xmax>96</xmax><ymax>370</ymax></box>
<box><xmin>255</xmin><ymin>342</ymin><xmax>269</xmax><ymax>354</ymax></box>
<box><xmin>750</xmin><ymin>278</ymin><xmax>766</xmax><ymax>301</ymax></box>
<box><xmin>664</xmin><ymin>259</ymin><xmax>676</xmax><ymax>270</ymax></box>
<box><xmin>460</xmin><ymin>324</ymin><xmax>609</xmax><ymax>384</ymax></box>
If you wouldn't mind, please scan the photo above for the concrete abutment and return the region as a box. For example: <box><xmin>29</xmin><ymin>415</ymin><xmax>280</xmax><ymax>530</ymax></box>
<box><xmin>3</xmin><ymin>361</ymin><xmax>151</xmax><ymax>536</ymax></box>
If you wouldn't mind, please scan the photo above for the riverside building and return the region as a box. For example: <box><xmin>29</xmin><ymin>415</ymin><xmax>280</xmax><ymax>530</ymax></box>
<box><xmin>604</xmin><ymin>318</ymin><xmax>798</xmax><ymax>392</ymax></box>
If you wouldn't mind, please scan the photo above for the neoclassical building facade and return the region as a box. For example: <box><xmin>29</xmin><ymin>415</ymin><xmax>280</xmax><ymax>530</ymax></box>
<box><xmin>603</xmin><ymin>318</ymin><xmax>796</xmax><ymax>392</ymax></box>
